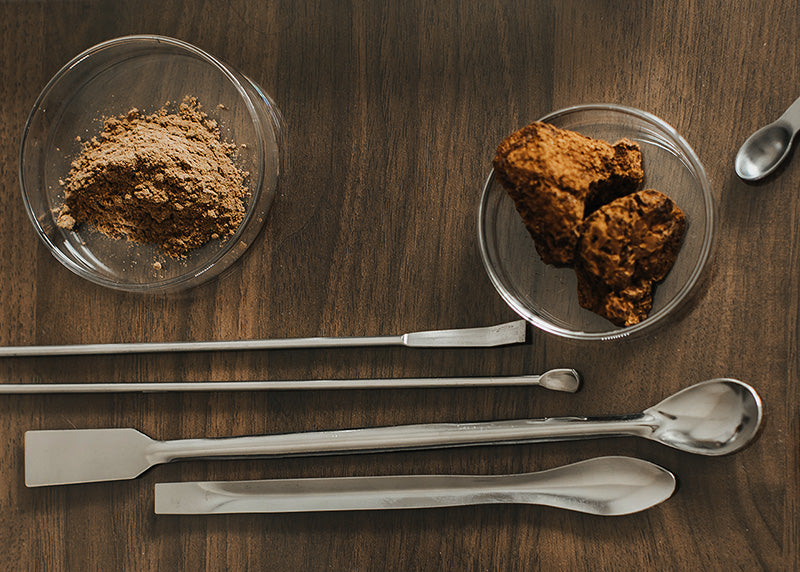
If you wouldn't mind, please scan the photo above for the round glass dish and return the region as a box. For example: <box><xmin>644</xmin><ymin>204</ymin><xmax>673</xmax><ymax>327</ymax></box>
<box><xmin>478</xmin><ymin>104</ymin><xmax>715</xmax><ymax>341</ymax></box>
<box><xmin>19</xmin><ymin>35</ymin><xmax>284</xmax><ymax>292</ymax></box>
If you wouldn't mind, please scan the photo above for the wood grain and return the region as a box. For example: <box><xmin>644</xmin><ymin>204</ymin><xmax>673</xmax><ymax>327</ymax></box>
<box><xmin>0</xmin><ymin>0</ymin><xmax>796</xmax><ymax>569</ymax></box>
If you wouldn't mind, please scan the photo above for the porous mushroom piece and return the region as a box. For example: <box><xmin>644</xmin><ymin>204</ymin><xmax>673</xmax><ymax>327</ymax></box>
<box><xmin>492</xmin><ymin>121</ymin><xmax>644</xmax><ymax>266</ymax></box>
<box><xmin>575</xmin><ymin>189</ymin><xmax>686</xmax><ymax>327</ymax></box>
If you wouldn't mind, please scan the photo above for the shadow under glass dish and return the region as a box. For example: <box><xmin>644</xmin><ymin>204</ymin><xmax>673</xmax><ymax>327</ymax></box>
<box><xmin>19</xmin><ymin>35</ymin><xmax>284</xmax><ymax>292</ymax></box>
<box><xmin>478</xmin><ymin>105</ymin><xmax>715</xmax><ymax>341</ymax></box>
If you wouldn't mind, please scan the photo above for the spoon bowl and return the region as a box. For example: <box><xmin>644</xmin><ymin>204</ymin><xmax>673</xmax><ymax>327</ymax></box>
<box><xmin>735</xmin><ymin>94</ymin><xmax>800</xmax><ymax>181</ymax></box>
<box><xmin>735</xmin><ymin>123</ymin><xmax>794</xmax><ymax>180</ymax></box>
<box><xmin>644</xmin><ymin>378</ymin><xmax>762</xmax><ymax>456</ymax></box>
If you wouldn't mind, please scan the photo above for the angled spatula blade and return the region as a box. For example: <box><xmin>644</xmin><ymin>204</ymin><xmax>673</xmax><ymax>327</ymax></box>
<box><xmin>25</xmin><ymin>429</ymin><xmax>155</xmax><ymax>487</ymax></box>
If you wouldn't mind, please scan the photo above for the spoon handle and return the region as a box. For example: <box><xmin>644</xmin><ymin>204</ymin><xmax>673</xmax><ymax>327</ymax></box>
<box><xmin>154</xmin><ymin>456</ymin><xmax>676</xmax><ymax>516</ymax></box>
<box><xmin>779</xmin><ymin>94</ymin><xmax>800</xmax><ymax>132</ymax></box>
<box><xmin>153</xmin><ymin>415</ymin><xmax>649</xmax><ymax>463</ymax></box>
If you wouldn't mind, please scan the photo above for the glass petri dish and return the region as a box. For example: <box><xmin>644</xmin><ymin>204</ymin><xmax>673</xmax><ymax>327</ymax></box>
<box><xmin>478</xmin><ymin>104</ymin><xmax>715</xmax><ymax>341</ymax></box>
<box><xmin>19</xmin><ymin>35</ymin><xmax>285</xmax><ymax>292</ymax></box>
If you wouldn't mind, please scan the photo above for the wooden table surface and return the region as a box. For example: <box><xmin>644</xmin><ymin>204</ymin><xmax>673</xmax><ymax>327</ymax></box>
<box><xmin>0</xmin><ymin>1</ymin><xmax>796</xmax><ymax>570</ymax></box>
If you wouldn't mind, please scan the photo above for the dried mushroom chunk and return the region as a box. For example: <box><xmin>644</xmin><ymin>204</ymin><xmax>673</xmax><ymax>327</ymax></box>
<box><xmin>492</xmin><ymin>121</ymin><xmax>644</xmax><ymax>265</ymax></box>
<box><xmin>575</xmin><ymin>189</ymin><xmax>686</xmax><ymax>326</ymax></box>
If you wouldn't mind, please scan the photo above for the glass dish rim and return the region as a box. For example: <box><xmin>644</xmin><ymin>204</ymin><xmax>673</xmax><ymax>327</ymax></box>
<box><xmin>477</xmin><ymin>103</ymin><xmax>716</xmax><ymax>341</ymax></box>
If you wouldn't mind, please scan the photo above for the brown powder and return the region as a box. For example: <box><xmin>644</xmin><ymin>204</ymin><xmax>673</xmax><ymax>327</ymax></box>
<box><xmin>56</xmin><ymin>97</ymin><xmax>248</xmax><ymax>257</ymax></box>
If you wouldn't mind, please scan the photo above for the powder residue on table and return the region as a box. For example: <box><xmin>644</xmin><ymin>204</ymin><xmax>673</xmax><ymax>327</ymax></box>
<box><xmin>56</xmin><ymin>97</ymin><xmax>248</xmax><ymax>257</ymax></box>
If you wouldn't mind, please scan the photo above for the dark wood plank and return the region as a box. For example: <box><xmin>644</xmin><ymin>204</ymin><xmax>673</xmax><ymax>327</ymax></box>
<box><xmin>0</xmin><ymin>0</ymin><xmax>796</xmax><ymax>569</ymax></box>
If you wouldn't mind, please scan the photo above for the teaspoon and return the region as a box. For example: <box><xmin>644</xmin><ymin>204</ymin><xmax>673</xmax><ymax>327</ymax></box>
<box><xmin>735</xmin><ymin>94</ymin><xmax>800</xmax><ymax>181</ymax></box>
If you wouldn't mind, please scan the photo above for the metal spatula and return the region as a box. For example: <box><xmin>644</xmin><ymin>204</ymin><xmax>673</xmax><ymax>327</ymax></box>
<box><xmin>24</xmin><ymin>379</ymin><xmax>759</xmax><ymax>487</ymax></box>
<box><xmin>0</xmin><ymin>320</ymin><xmax>526</xmax><ymax>356</ymax></box>
<box><xmin>154</xmin><ymin>456</ymin><xmax>677</xmax><ymax>516</ymax></box>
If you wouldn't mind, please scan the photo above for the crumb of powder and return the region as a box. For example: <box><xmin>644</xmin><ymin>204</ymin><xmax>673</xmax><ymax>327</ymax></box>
<box><xmin>56</xmin><ymin>96</ymin><xmax>249</xmax><ymax>258</ymax></box>
<box><xmin>56</xmin><ymin>212</ymin><xmax>75</xmax><ymax>229</ymax></box>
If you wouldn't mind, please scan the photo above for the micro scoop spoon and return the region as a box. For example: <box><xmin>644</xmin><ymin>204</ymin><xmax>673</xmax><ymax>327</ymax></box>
<box><xmin>0</xmin><ymin>369</ymin><xmax>580</xmax><ymax>394</ymax></box>
<box><xmin>24</xmin><ymin>378</ymin><xmax>761</xmax><ymax>486</ymax></box>
<box><xmin>735</xmin><ymin>94</ymin><xmax>800</xmax><ymax>181</ymax></box>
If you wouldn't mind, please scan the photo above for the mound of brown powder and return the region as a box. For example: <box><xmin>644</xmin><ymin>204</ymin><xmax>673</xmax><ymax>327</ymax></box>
<box><xmin>56</xmin><ymin>97</ymin><xmax>248</xmax><ymax>257</ymax></box>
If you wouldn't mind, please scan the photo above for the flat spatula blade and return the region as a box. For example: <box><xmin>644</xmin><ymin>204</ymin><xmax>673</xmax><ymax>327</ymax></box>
<box><xmin>25</xmin><ymin>429</ymin><xmax>154</xmax><ymax>487</ymax></box>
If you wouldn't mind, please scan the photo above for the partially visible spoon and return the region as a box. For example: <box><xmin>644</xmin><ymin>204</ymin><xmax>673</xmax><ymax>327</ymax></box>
<box><xmin>735</xmin><ymin>94</ymin><xmax>800</xmax><ymax>181</ymax></box>
<box><xmin>154</xmin><ymin>456</ymin><xmax>677</xmax><ymax>516</ymax></box>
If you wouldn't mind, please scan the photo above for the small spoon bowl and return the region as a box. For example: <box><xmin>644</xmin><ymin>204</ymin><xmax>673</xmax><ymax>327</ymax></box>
<box><xmin>735</xmin><ymin>94</ymin><xmax>800</xmax><ymax>181</ymax></box>
<box><xmin>735</xmin><ymin>122</ymin><xmax>794</xmax><ymax>180</ymax></box>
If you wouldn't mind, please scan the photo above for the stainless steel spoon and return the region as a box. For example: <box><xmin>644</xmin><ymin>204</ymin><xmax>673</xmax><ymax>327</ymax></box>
<box><xmin>154</xmin><ymin>456</ymin><xmax>677</xmax><ymax>516</ymax></box>
<box><xmin>25</xmin><ymin>378</ymin><xmax>761</xmax><ymax>486</ymax></box>
<box><xmin>735</xmin><ymin>94</ymin><xmax>800</xmax><ymax>180</ymax></box>
<box><xmin>0</xmin><ymin>369</ymin><xmax>580</xmax><ymax>394</ymax></box>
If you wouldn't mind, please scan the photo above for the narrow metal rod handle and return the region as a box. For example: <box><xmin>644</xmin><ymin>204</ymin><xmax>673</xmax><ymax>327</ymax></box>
<box><xmin>0</xmin><ymin>320</ymin><xmax>526</xmax><ymax>356</ymax></box>
<box><xmin>0</xmin><ymin>375</ymin><xmax>544</xmax><ymax>393</ymax></box>
<box><xmin>149</xmin><ymin>416</ymin><xmax>651</xmax><ymax>463</ymax></box>
<box><xmin>0</xmin><ymin>336</ymin><xmax>400</xmax><ymax>357</ymax></box>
